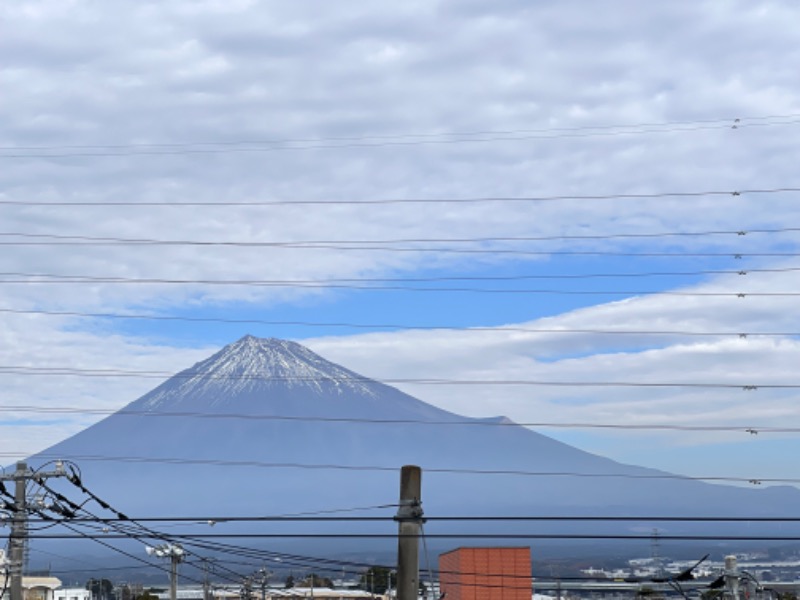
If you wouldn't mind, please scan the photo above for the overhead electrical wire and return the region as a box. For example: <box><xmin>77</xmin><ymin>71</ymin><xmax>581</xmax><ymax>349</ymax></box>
<box><xmin>5</xmin><ymin>455</ymin><xmax>794</xmax><ymax>484</ymax></box>
<box><xmin>13</xmin><ymin>458</ymin><xmax>789</xmax><ymax>596</ymax></box>
<box><xmin>1</xmin><ymin>306</ymin><xmax>798</xmax><ymax>338</ymax></box>
<box><xmin>38</xmin><ymin>553</ymin><xmax>695</xmax><ymax>585</ymax></box>
<box><xmin>33</xmin><ymin>537</ymin><xmax>715</xmax><ymax>592</ymax></box>
<box><xmin>12</xmin><ymin>476</ymin><xmax>780</xmax><ymax>589</ymax></box>
<box><xmin>3</xmin><ymin>272</ymin><xmax>800</xmax><ymax>296</ymax></box>
<box><xmin>23</xmin><ymin>493</ymin><xmax>204</xmax><ymax>586</ymax></box>
<box><xmin>54</xmin><ymin>509</ymin><xmax>605</xmax><ymax>589</ymax></box>
<box><xmin>1</xmin><ymin>116</ymin><xmax>799</xmax><ymax>159</ymax></box>
<box><xmin>0</xmin><ymin>225</ymin><xmax>799</xmax><ymax>245</ymax></box>
<box><xmin>21</xmin><ymin>531</ymin><xmax>800</xmax><ymax>541</ymax></box>
<box><xmin>40</xmin><ymin>549</ymin><xmax>718</xmax><ymax>594</ymax></box>
<box><xmin>2</xmin><ymin>266</ymin><xmax>800</xmax><ymax>285</ymax></box>
<box><xmin>34</xmin><ymin>472</ymin><xmax>247</xmax><ymax>588</ymax></box>
<box><xmin>0</xmin><ymin>406</ymin><xmax>792</xmax><ymax>435</ymax></box>
<box><xmin>2</xmin><ymin>187</ymin><xmax>800</xmax><ymax>207</ymax></box>
<box><xmin>21</xmin><ymin>514</ymin><xmax>800</xmax><ymax>524</ymax></box>
<box><xmin>0</xmin><ymin>365</ymin><xmax>795</xmax><ymax>388</ymax></box>
<box><xmin>1</xmin><ymin>248</ymin><xmax>798</xmax><ymax>260</ymax></box>
<box><xmin>0</xmin><ymin>364</ymin><xmax>797</xmax><ymax>390</ymax></box>
<box><xmin>33</xmin><ymin>479</ymin><xmax>370</xmax><ymax>586</ymax></box>
<box><xmin>2</xmin><ymin>111</ymin><xmax>795</xmax><ymax>152</ymax></box>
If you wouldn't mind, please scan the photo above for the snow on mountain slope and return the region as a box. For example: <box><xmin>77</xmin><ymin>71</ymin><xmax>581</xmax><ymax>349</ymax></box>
<box><xmin>141</xmin><ymin>335</ymin><xmax>380</xmax><ymax>410</ymax></box>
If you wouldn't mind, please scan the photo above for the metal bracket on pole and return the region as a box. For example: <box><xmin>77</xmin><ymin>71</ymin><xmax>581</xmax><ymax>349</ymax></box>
<box><xmin>394</xmin><ymin>499</ymin><xmax>425</xmax><ymax>523</ymax></box>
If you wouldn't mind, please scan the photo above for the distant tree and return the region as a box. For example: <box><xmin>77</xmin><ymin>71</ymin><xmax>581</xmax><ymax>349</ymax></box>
<box><xmin>636</xmin><ymin>586</ymin><xmax>664</xmax><ymax>600</ymax></box>
<box><xmin>298</xmin><ymin>574</ymin><xmax>333</xmax><ymax>588</ymax></box>
<box><xmin>284</xmin><ymin>575</ymin><xmax>295</xmax><ymax>589</ymax></box>
<box><xmin>358</xmin><ymin>567</ymin><xmax>395</xmax><ymax>595</ymax></box>
<box><xmin>86</xmin><ymin>579</ymin><xmax>114</xmax><ymax>600</ymax></box>
<box><xmin>134</xmin><ymin>591</ymin><xmax>160</xmax><ymax>600</ymax></box>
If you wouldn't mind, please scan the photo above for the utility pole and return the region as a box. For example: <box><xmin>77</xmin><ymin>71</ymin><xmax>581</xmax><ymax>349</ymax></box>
<box><xmin>9</xmin><ymin>462</ymin><xmax>27</xmax><ymax>600</ymax></box>
<box><xmin>241</xmin><ymin>578</ymin><xmax>252</xmax><ymax>600</ymax></box>
<box><xmin>724</xmin><ymin>555</ymin><xmax>740</xmax><ymax>600</ymax></box>
<box><xmin>145</xmin><ymin>544</ymin><xmax>185</xmax><ymax>600</ymax></box>
<box><xmin>258</xmin><ymin>568</ymin><xmax>270</xmax><ymax>600</ymax></box>
<box><xmin>395</xmin><ymin>466</ymin><xmax>423</xmax><ymax>600</ymax></box>
<box><xmin>170</xmin><ymin>551</ymin><xmax>180</xmax><ymax>600</ymax></box>
<box><xmin>1</xmin><ymin>460</ymin><xmax>68</xmax><ymax>600</ymax></box>
<box><xmin>198</xmin><ymin>557</ymin><xmax>216</xmax><ymax>600</ymax></box>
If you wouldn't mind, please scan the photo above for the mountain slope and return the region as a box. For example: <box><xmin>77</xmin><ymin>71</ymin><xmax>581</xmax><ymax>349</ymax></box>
<box><xmin>27</xmin><ymin>335</ymin><xmax>800</xmax><ymax>542</ymax></box>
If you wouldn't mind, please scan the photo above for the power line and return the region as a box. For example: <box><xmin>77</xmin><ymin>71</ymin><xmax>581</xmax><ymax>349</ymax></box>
<box><xmin>20</xmin><ymin>532</ymin><xmax>800</xmax><ymax>541</ymax></box>
<box><xmin>20</xmin><ymin>487</ymin><xmax>737</xmax><ymax>587</ymax></box>
<box><xmin>3</xmin><ymin>266</ymin><xmax>800</xmax><ymax>285</ymax></box>
<box><xmin>2</xmin><ymin>112</ymin><xmax>795</xmax><ymax>152</ymax></box>
<box><xmin>33</xmin><ymin>478</ymin><xmax>381</xmax><ymax>584</ymax></box>
<box><xmin>2</xmin><ymin>247</ymin><xmax>799</xmax><ymax>260</ymax></box>
<box><xmin>32</xmin><ymin>469</ymin><xmax>248</xmax><ymax>589</ymax></box>
<box><xmin>4</xmin><ymin>272</ymin><xmax>800</xmax><ymax>295</ymax></box>
<box><xmin>3</xmin><ymin>502</ymin><xmax>749</xmax><ymax>588</ymax></box>
<box><xmin>2</xmin><ymin>306</ymin><xmax>798</xmax><ymax>338</ymax></box>
<box><xmin>2</xmin><ymin>186</ymin><xmax>800</xmax><ymax>206</ymax></box>
<box><xmin>0</xmin><ymin>406</ymin><xmax>793</xmax><ymax>434</ymax></box>
<box><xmin>0</xmin><ymin>225</ymin><xmax>799</xmax><ymax>246</ymax></box>
<box><xmin>6</xmin><ymin>244</ymin><xmax>796</xmax><ymax>258</ymax></box>
<box><xmin>8</xmin><ymin>455</ymin><xmax>795</xmax><ymax>484</ymax></box>
<box><xmin>0</xmin><ymin>366</ymin><xmax>796</xmax><ymax>387</ymax></box>
<box><xmin>1</xmin><ymin>116</ymin><xmax>798</xmax><ymax>159</ymax></box>
<box><xmin>22</xmin><ymin>515</ymin><xmax>800</xmax><ymax>524</ymax></box>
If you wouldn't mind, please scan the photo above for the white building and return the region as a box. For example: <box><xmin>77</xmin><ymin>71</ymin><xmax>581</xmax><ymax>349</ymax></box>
<box><xmin>54</xmin><ymin>588</ymin><xmax>92</xmax><ymax>600</ymax></box>
<box><xmin>0</xmin><ymin>576</ymin><xmax>63</xmax><ymax>600</ymax></box>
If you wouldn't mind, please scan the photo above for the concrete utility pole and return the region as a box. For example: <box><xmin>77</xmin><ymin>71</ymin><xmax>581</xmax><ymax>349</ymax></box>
<box><xmin>0</xmin><ymin>460</ymin><xmax>68</xmax><ymax>600</ymax></box>
<box><xmin>258</xmin><ymin>568</ymin><xmax>271</xmax><ymax>600</ymax></box>
<box><xmin>724</xmin><ymin>555</ymin><xmax>740</xmax><ymax>600</ymax></box>
<box><xmin>146</xmin><ymin>544</ymin><xmax>185</xmax><ymax>600</ymax></box>
<box><xmin>9</xmin><ymin>462</ymin><xmax>27</xmax><ymax>600</ymax></box>
<box><xmin>395</xmin><ymin>466</ymin><xmax>423</xmax><ymax>600</ymax></box>
<box><xmin>198</xmin><ymin>557</ymin><xmax>216</xmax><ymax>600</ymax></box>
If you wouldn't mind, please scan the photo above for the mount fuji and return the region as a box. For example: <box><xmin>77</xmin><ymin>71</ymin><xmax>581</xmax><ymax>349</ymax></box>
<box><xmin>25</xmin><ymin>335</ymin><xmax>800</xmax><ymax>557</ymax></box>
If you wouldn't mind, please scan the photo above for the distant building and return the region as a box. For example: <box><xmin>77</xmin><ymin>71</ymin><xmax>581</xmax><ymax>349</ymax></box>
<box><xmin>0</xmin><ymin>576</ymin><xmax>64</xmax><ymax>600</ymax></box>
<box><xmin>166</xmin><ymin>587</ymin><xmax>377</xmax><ymax>600</ymax></box>
<box><xmin>264</xmin><ymin>589</ymin><xmax>377</xmax><ymax>600</ymax></box>
<box><xmin>54</xmin><ymin>589</ymin><xmax>92</xmax><ymax>600</ymax></box>
<box><xmin>439</xmin><ymin>547</ymin><xmax>531</xmax><ymax>600</ymax></box>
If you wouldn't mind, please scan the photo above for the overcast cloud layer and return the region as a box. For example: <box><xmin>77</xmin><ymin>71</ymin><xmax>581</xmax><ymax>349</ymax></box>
<box><xmin>2</xmin><ymin>1</ymin><xmax>799</xmax><ymax>483</ymax></box>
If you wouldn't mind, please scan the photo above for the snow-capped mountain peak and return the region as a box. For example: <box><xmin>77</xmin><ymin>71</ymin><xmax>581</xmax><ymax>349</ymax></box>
<box><xmin>140</xmin><ymin>335</ymin><xmax>378</xmax><ymax>410</ymax></box>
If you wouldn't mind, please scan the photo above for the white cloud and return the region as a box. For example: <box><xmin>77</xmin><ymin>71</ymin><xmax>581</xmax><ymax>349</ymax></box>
<box><xmin>0</xmin><ymin>0</ymin><xmax>799</xmax><ymax>478</ymax></box>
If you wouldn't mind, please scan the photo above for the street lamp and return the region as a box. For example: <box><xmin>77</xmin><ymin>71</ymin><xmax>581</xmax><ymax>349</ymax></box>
<box><xmin>145</xmin><ymin>544</ymin><xmax>185</xmax><ymax>600</ymax></box>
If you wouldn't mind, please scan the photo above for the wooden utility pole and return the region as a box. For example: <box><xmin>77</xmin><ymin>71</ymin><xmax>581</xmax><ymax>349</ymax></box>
<box><xmin>395</xmin><ymin>466</ymin><xmax>423</xmax><ymax>600</ymax></box>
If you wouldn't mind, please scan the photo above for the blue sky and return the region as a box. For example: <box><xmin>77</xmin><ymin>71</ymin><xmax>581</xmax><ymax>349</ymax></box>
<box><xmin>1</xmin><ymin>0</ymin><xmax>799</xmax><ymax>487</ymax></box>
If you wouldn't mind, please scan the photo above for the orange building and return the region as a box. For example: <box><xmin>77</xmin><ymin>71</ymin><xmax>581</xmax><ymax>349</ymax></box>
<box><xmin>439</xmin><ymin>547</ymin><xmax>531</xmax><ymax>600</ymax></box>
